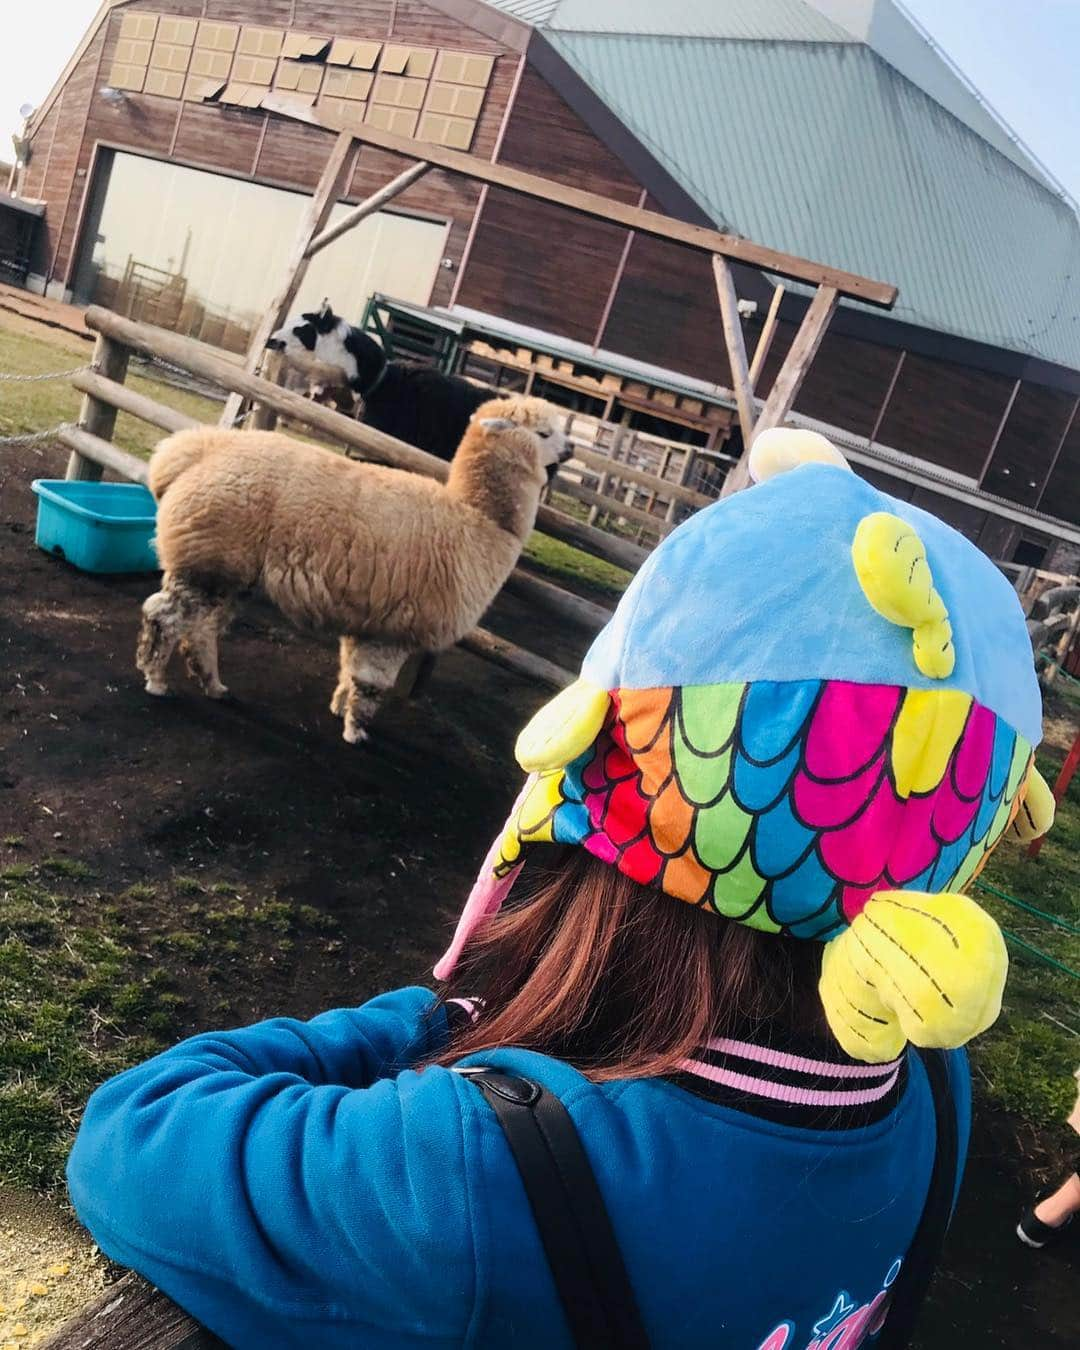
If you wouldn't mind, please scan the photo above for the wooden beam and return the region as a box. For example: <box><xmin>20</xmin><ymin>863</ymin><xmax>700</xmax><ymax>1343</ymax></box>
<box><xmin>305</xmin><ymin>160</ymin><xmax>431</xmax><ymax>257</ymax></box>
<box><xmin>261</xmin><ymin>94</ymin><xmax>898</xmax><ymax>309</ymax></box>
<box><xmin>458</xmin><ymin>628</ymin><xmax>574</xmax><ymax>689</ymax></box>
<box><xmin>749</xmin><ymin>284</ymin><xmax>784</xmax><ymax>391</ymax></box>
<box><xmin>720</xmin><ymin>285</ymin><xmax>839</xmax><ymax>497</ymax></box>
<box><xmin>72</xmin><ymin>370</ymin><xmax>200</xmax><ymax>435</ymax></box>
<box><xmin>67</xmin><ymin>332</ymin><xmax>129</xmax><ymax>481</ymax></box>
<box><xmin>556</xmin><ymin>478</ymin><xmax>675</xmax><ymax>536</ymax></box>
<box><xmin>40</xmin><ymin>1273</ymin><xmax>220</xmax><ymax>1349</ymax></box>
<box><xmin>570</xmin><ymin>441</ymin><xmax>715</xmax><ymax>510</ymax></box>
<box><xmin>502</xmin><ymin>568</ymin><xmax>612</xmax><ymax>631</ymax></box>
<box><xmin>712</xmin><ymin>255</ymin><xmax>757</xmax><ymax>449</ymax></box>
<box><xmin>536</xmin><ymin>502</ymin><xmax>646</xmax><ymax>572</ymax></box>
<box><xmin>754</xmin><ymin>286</ymin><xmax>840</xmax><ymax>438</ymax></box>
<box><xmin>58</xmin><ymin>424</ymin><xmax>150</xmax><ymax>484</ymax></box>
<box><xmin>220</xmin><ymin>130</ymin><xmax>355</xmax><ymax>428</ymax></box>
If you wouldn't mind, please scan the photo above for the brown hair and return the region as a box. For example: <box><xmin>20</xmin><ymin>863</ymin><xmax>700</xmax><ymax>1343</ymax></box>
<box><xmin>436</xmin><ymin>847</ymin><xmax>827</xmax><ymax>1081</ymax></box>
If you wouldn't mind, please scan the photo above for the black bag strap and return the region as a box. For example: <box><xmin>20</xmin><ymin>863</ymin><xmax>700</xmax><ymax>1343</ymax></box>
<box><xmin>461</xmin><ymin>1069</ymin><xmax>650</xmax><ymax>1350</ymax></box>
<box><xmin>875</xmin><ymin>1047</ymin><xmax>959</xmax><ymax>1349</ymax></box>
<box><xmin>463</xmin><ymin>1051</ymin><xmax>957</xmax><ymax>1350</ymax></box>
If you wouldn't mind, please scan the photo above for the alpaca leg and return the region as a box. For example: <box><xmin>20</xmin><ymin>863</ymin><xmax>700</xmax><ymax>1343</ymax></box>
<box><xmin>330</xmin><ymin>636</ymin><xmax>352</xmax><ymax>718</ymax></box>
<box><xmin>340</xmin><ymin>639</ymin><xmax>410</xmax><ymax>745</ymax></box>
<box><xmin>136</xmin><ymin>578</ymin><xmax>189</xmax><ymax>696</ymax></box>
<box><xmin>180</xmin><ymin>595</ymin><xmax>234</xmax><ymax>699</ymax></box>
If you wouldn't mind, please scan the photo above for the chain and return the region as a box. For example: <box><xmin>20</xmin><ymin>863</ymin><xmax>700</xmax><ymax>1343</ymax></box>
<box><xmin>0</xmin><ymin>363</ymin><xmax>93</xmax><ymax>383</ymax></box>
<box><xmin>0</xmin><ymin>422</ymin><xmax>72</xmax><ymax>449</ymax></box>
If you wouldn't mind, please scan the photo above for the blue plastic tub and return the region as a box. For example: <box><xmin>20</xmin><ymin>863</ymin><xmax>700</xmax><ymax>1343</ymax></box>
<box><xmin>31</xmin><ymin>479</ymin><xmax>159</xmax><ymax>574</ymax></box>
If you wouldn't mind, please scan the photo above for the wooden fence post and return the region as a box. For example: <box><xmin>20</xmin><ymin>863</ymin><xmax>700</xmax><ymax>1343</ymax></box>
<box><xmin>66</xmin><ymin>333</ymin><xmax>130</xmax><ymax>481</ymax></box>
<box><xmin>712</xmin><ymin>256</ymin><xmax>757</xmax><ymax>452</ymax></box>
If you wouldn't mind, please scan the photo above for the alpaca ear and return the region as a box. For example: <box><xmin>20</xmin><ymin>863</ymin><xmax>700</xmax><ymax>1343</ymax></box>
<box><xmin>478</xmin><ymin>417</ymin><xmax>516</xmax><ymax>432</ymax></box>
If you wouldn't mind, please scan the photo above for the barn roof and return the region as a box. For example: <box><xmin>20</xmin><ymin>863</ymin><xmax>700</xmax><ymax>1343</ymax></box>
<box><xmin>483</xmin><ymin>0</ymin><xmax>1080</xmax><ymax>371</ymax></box>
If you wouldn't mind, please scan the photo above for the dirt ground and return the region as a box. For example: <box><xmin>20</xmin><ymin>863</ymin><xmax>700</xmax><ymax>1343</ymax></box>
<box><xmin>1</xmin><ymin>438</ymin><xmax>1076</xmax><ymax>1346</ymax></box>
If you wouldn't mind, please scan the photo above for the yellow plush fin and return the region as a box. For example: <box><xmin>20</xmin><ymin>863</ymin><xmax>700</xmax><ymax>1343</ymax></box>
<box><xmin>748</xmin><ymin>427</ymin><xmax>851</xmax><ymax>483</ymax></box>
<box><xmin>1009</xmin><ymin>766</ymin><xmax>1056</xmax><ymax>843</ymax></box>
<box><xmin>852</xmin><ymin>512</ymin><xmax>955</xmax><ymax>679</ymax></box>
<box><xmin>819</xmin><ymin>891</ymin><xmax>1008</xmax><ymax>1063</ymax></box>
<box><xmin>515</xmin><ymin>678</ymin><xmax>611</xmax><ymax>774</ymax></box>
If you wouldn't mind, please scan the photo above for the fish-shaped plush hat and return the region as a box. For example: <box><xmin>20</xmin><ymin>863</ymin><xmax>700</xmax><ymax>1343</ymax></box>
<box><xmin>436</xmin><ymin>429</ymin><xmax>1055</xmax><ymax>1063</ymax></box>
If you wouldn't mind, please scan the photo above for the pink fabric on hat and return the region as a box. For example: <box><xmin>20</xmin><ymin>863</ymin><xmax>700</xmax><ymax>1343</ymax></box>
<box><xmin>434</xmin><ymin>779</ymin><xmax>534</xmax><ymax>981</ymax></box>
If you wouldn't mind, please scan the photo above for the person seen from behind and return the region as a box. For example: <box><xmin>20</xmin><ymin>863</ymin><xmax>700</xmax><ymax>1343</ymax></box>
<box><xmin>66</xmin><ymin>430</ymin><xmax>1056</xmax><ymax>1348</ymax></box>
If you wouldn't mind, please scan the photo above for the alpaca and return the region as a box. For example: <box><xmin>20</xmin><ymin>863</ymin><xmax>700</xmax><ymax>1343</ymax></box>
<box><xmin>136</xmin><ymin>398</ymin><xmax>568</xmax><ymax>744</ymax></box>
<box><xmin>266</xmin><ymin>301</ymin><xmax>494</xmax><ymax>460</ymax></box>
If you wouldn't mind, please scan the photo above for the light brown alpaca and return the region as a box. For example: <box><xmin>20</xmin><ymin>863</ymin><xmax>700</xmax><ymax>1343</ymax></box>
<box><xmin>137</xmin><ymin>397</ymin><xmax>568</xmax><ymax>743</ymax></box>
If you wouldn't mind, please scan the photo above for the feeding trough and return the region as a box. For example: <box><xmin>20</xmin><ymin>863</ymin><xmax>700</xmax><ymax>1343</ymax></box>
<box><xmin>31</xmin><ymin>479</ymin><xmax>158</xmax><ymax>574</ymax></box>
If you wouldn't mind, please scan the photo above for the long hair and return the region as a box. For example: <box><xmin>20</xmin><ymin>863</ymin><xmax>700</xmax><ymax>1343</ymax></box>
<box><xmin>436</xmin><ymin>847</ymin><xmax>827</xmax><ymax>1081</ymax></box>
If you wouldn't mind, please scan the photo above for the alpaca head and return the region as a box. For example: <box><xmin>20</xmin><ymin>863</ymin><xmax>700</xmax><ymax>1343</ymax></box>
<box><xmin>449</xmin><ymin>397</ymin><xmax>570</xmax><ymax>538</ymax></box>
<box><xmin>267</xmin><ymin>299</ymin><xmax>385</xmax><ymax>396</ymax></box>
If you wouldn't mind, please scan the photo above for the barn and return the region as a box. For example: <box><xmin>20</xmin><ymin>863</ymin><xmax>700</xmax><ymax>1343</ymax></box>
<box><xmin>13</xmin><ymin>0</ymin><xmax>1080</xmax><ymax>566</ymax></box>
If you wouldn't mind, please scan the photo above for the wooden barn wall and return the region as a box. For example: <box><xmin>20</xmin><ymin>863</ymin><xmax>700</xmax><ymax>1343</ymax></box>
<box><xmin>599</xmin><ymin>207</ymin><xmax>731</xmax><ymax>388</ymax></box>
<box><xmin>28</xmin><ymin>0</ymin><xmax>513</xmax><ymax>306</ymax></box>
<box><xmin>981</xmin><ymin>384</ymin><xmax>1077</xmax><ymax>509</ymax></box>
<box><xmin>454</xmin><ymin>66</ymin><xmax>642</xmax><ymax>347</ymax></box>
<box><xmin>1039</xmin><ymin>412</ymin><xmax>1080</xmax><ymax>527</ymax></box>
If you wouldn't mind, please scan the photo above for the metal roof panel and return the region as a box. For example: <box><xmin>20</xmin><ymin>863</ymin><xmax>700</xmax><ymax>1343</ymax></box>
<box><xmin>544</xmin><ymin>31</ymin><xmax>1080</xmax><ymax>368</ymax></box>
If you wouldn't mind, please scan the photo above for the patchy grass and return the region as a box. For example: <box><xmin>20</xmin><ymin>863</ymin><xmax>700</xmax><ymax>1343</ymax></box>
<box><xmin>0</xmin><ymin>313</ymin><xmax>220</xmax><ymax>460</ymax></box>
<box><xmin>0</xmin><ymin>858</ymin><xmax>341</xmax><ymax>1193</ymax></box>
<box><xmin>969</xmin><ymin>704</ymin><xmax>1080</xmax><ymax>1134</ymax></box>
<box><xmin>524</xmin><ymin>531</ymin><xmax>631</xmax><ymax>601</ymax></box>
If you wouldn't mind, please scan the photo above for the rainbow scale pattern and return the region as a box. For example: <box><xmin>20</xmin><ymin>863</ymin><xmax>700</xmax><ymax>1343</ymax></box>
<box><xmin>496</xmin><ymin>679</ymin><xmax>1033</xmax><ymax>941</ymax></box>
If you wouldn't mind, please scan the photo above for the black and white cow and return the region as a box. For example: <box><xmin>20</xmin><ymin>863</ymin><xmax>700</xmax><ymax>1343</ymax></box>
<box><xmin>267</xmin><ymin>300</ymin><xmax>494</xmax><ymax>462</ymax></box>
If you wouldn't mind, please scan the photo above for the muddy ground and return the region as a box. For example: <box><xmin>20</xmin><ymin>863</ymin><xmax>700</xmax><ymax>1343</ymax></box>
<box><xmin>1</xmin><ymin>440</ymin><xmax>1076</xmax><ymax>1346</ymax></box>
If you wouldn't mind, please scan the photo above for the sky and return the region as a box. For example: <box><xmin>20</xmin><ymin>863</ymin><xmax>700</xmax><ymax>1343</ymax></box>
<box><xmin>1</xmin><ymin>1</ymin><xmax>1078</xmax><ymax>205</ymax></box>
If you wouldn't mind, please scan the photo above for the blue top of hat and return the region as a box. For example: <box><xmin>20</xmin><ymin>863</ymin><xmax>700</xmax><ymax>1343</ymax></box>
<box><xmin>582</xmin><ymin>464</ymin><xmax>1042</xmax><ymax>746</ymax></box>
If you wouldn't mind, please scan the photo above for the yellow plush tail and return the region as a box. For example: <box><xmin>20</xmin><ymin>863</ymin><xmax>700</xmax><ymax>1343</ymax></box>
<box><xmin>819</xmin><ymin>891</ymin><xmax>1008</xmax><ymax>1063</ymax></box>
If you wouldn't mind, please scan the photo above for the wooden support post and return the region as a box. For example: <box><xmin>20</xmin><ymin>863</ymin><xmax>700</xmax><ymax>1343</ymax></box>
<box><xmin>304</xmin><ymin>160</ymin><xmax>430</xmax><ymax>257</ymax></box>
<box><xmin>67</xmin><ymin>332</ymin><xmax>129</xmax><ymax>480</ymax></box>
<box><xmin>221</xmin><ymin>131</ymin><xmax>355</xmax><ymax>428</ymax></box>
<box><xmin>748</xmin><ymin>283</ymin><xmax>784</xmax><ymax>391</ymax></box>
<box><xmin>712</xmin><ymin>255</ymin><xmax>757</xmax><ymax>450</ymax></box>
<box><xmin>722</xmin><ymin>285</ymin><xmax>840</xmax><ymax>497</ymax></box>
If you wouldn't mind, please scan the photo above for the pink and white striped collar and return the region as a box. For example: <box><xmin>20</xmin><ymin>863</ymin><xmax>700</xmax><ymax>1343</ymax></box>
<box><xmin>673</xmin><ymin>1035</ymin><xmax>907</xmax><ymax>1130</ymax></box>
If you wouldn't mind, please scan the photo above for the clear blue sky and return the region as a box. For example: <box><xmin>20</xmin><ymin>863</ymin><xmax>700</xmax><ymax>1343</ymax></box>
<box><xmin>2</xmin><ymin>2</ymin><xmax>1078</xmax><ymax>206</ymax></box>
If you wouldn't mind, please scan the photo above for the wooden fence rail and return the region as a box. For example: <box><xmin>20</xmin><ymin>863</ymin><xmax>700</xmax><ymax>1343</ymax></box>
<box><xmin>41</xmin><ymin>1273</ymin><xmax>220</xmax><ymax>1349</ymax></box>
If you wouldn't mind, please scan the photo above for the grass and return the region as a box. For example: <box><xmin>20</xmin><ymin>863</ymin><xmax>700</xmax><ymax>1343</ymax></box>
<box><xmin>524</xmin><ymin>532</ymin><xmax>631</xmax><ymax>600</ymax></box>
<box><xmin>0</xmin><ymin>858</ymin><xmax>340</xmax><ymax>1192</ymax></box>
<box><xmin>969</xmin><ymin>726</ymin><xmax>1080</xmax><ymax>1131</ymax></box>
<box><xmin>0</xmin><ymin>313</ymin><xmax>220</xmax><ymax>460</ymax></box>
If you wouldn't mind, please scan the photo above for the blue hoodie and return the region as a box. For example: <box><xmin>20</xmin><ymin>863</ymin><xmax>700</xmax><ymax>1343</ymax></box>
<box><xmin>67</xmin><ymin>986</ymin><xmax>969</xmax><ymax>1349</ymax></box>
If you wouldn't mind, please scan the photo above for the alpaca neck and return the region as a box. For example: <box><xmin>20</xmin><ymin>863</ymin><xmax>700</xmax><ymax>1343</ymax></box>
<box><xmin>446</xmin><ymin>443</ymin><xmax>539</xmax><ymax>541</ymax></box>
